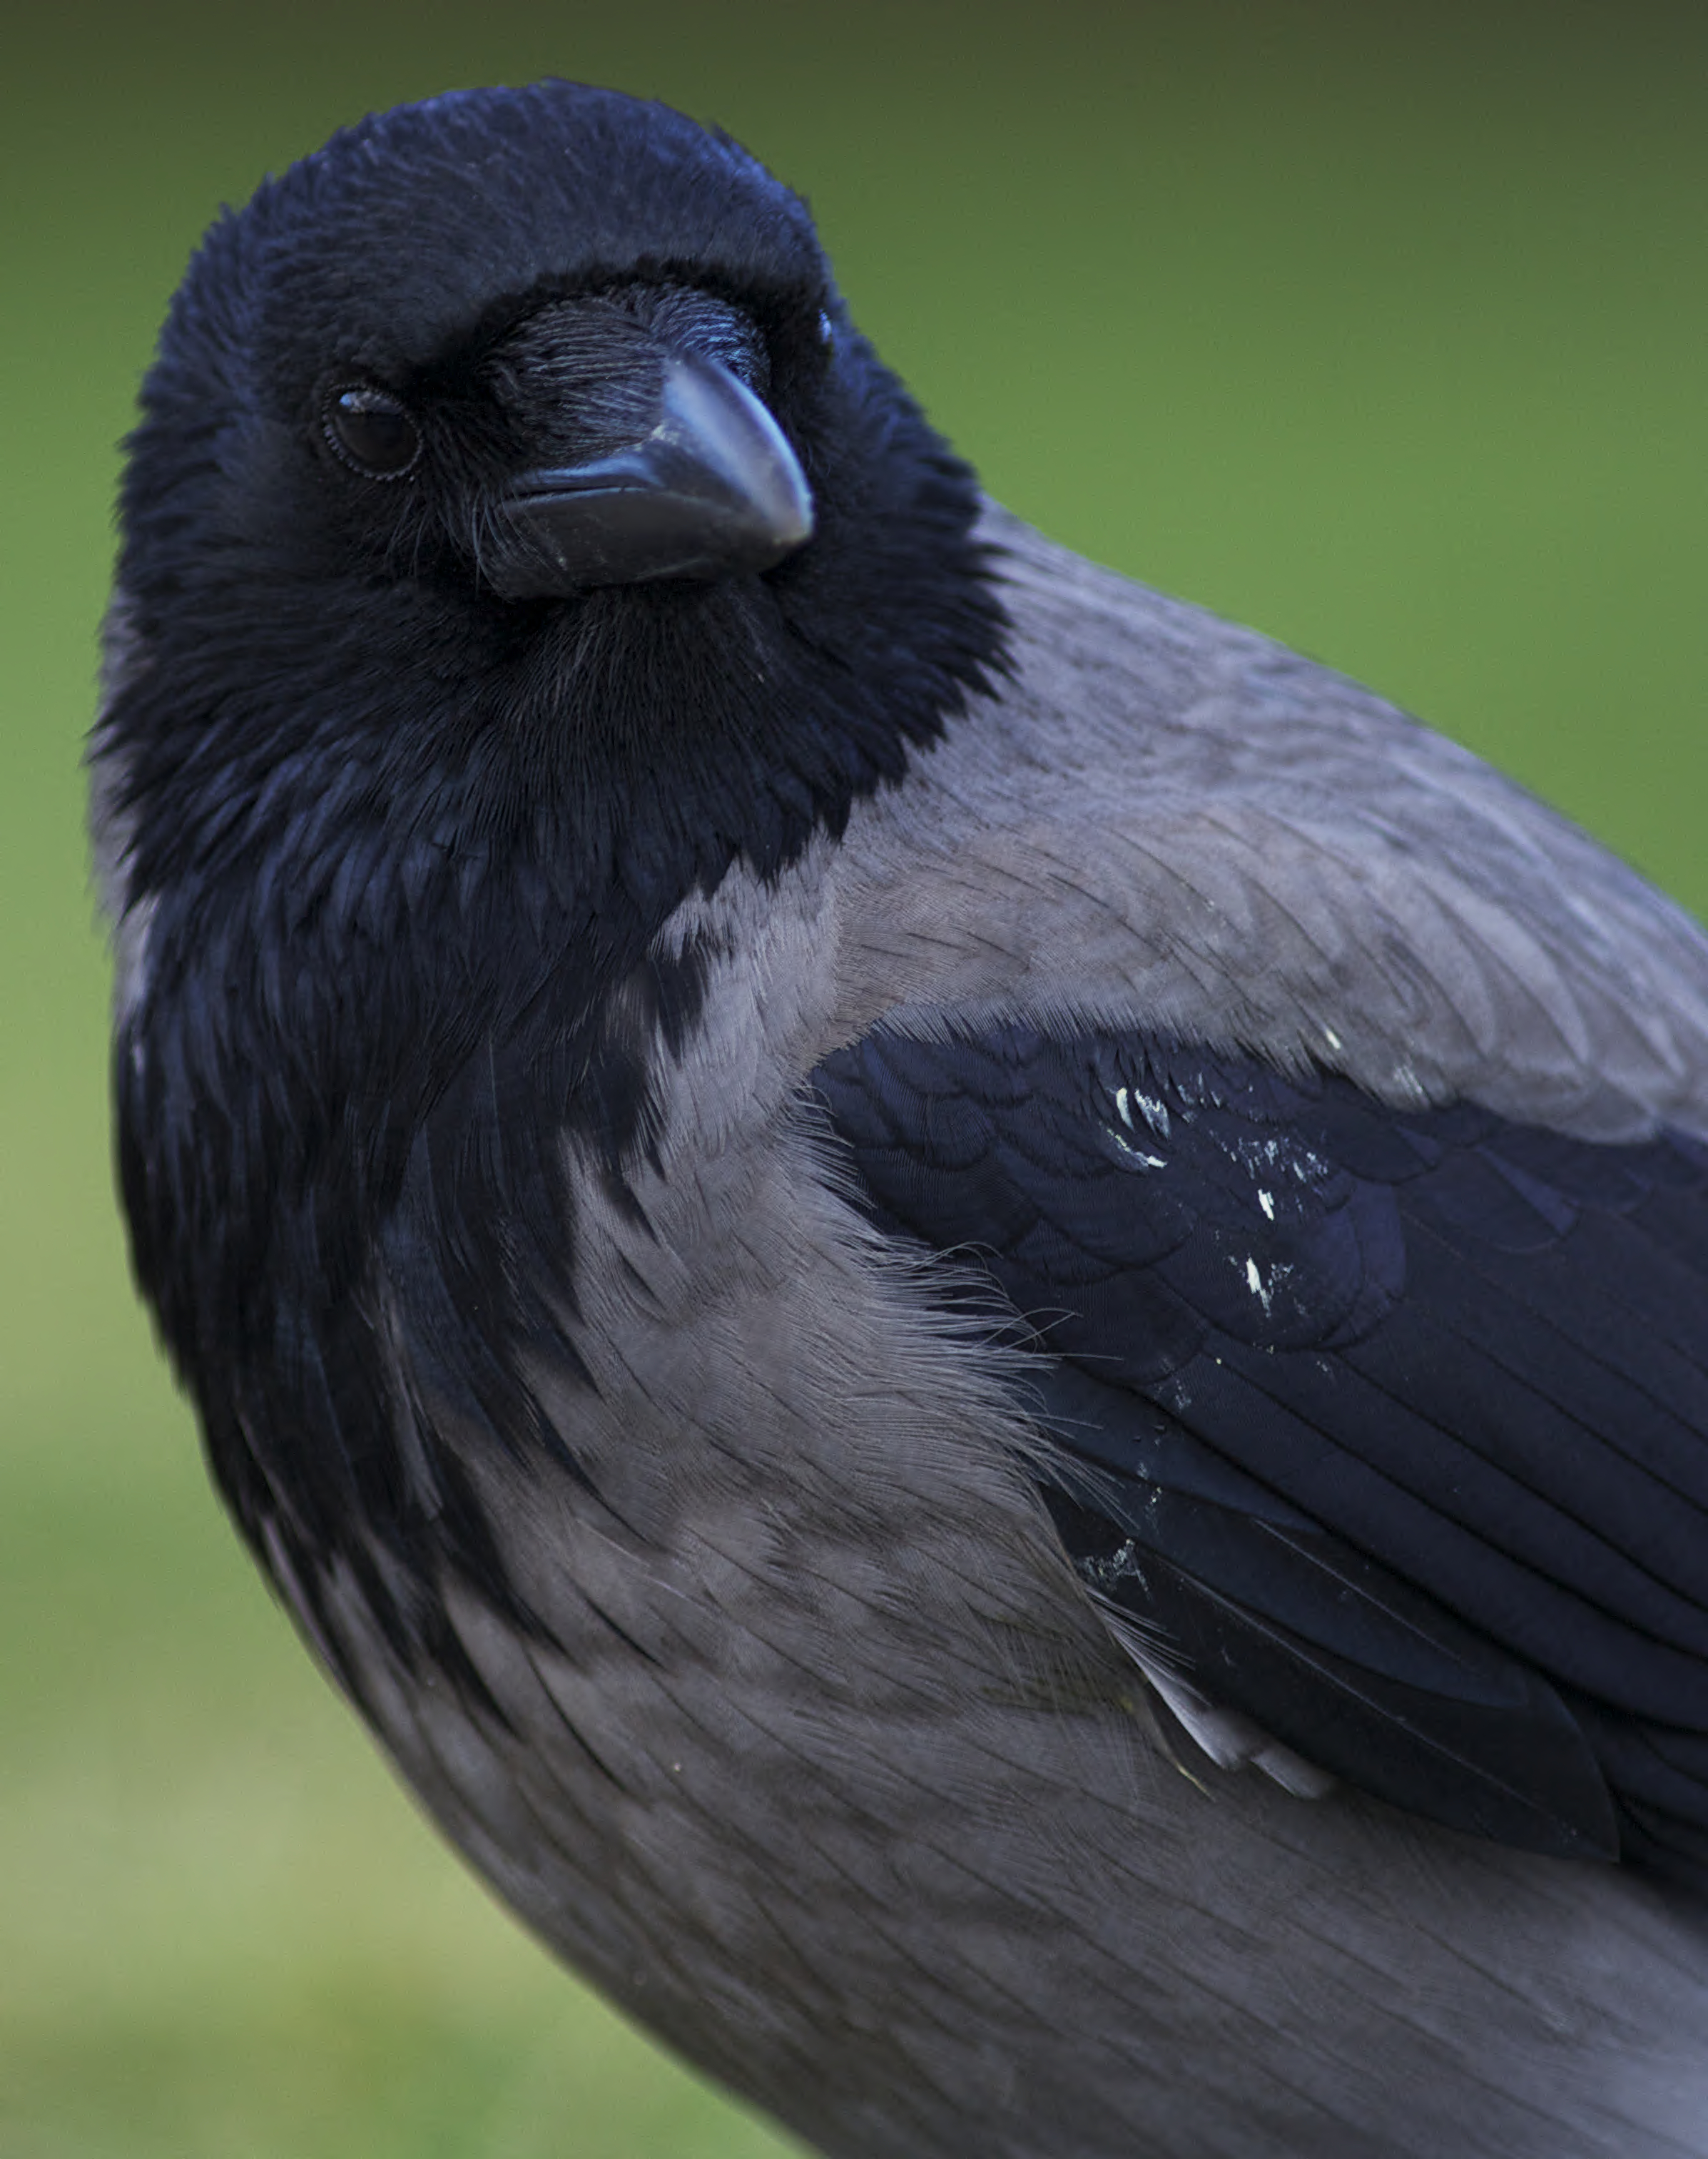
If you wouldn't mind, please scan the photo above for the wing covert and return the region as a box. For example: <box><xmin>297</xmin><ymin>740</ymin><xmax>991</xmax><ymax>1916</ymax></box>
<box><xmin>813</xmin><ymin>1021</ymin><xmax>1708</xmax><ymax>1879</ymax></box>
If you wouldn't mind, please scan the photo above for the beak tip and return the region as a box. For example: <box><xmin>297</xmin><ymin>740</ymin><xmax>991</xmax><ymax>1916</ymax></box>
<box><xmin>752</xmin><ymin>472</ymin><xmax>815</xmax><ymax>568</ymax></box>
<box><xmin>656</xmin><ymin>350</ymin><xmax>815</xmax><ymax>569</ymax></box>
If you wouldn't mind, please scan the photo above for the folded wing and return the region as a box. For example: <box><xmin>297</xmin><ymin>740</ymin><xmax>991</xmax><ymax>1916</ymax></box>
<box><xmin>814</xmin><ymin>1021</ymin><xmax>1708</xmax><ymax>1880</ymax></box>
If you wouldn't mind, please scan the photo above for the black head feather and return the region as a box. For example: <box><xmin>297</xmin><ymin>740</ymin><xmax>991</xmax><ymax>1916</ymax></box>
<box><xmin>113</xmin><ymin>80</ymin><xmax>1005</xmax><ymax>902</ymax></box>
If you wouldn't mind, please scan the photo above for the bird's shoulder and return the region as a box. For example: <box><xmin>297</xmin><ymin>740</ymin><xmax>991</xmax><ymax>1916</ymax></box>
<box><xmin>802</xmin><ymin>504</ymin><xmax>1708</xmax><ymax>1143</ymax></box>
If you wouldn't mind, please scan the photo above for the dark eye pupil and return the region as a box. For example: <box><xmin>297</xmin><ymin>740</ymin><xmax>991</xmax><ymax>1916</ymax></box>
<box><xmin>325</xmin><ymin>387</ymin><xmax>420</xmax><ymax>477</ymax></box>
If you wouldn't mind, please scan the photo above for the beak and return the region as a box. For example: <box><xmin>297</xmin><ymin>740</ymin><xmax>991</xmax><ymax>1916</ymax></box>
<box><xmin>484</xmin><ymin>350</ymin><xmax>814</xmax><ymax>597</ymax></box>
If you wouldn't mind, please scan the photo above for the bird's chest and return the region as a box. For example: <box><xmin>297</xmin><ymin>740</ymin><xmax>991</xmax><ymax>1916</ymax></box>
<box><xmin>304</xmin><ymin>1127</ymin><xmax>1150</xmax><ymax>2146</ymax></box>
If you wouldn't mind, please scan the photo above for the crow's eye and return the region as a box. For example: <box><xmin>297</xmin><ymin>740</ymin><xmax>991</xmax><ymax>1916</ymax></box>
<box><xmin>322</xmin><ymin>385</ymin><xmax>421</xmax><ymax>479</ymax></box>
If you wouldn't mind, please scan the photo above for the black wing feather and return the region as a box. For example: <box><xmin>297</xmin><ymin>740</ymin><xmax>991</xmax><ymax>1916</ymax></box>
<box><xmin>813</xmin><ymin>1022</ymin><xmax>1708</xmax><ymax>1880</ymax></box>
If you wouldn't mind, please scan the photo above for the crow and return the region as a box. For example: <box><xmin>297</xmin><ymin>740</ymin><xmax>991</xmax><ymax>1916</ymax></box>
<box><xmin>91</xmin><ymin>79</ymin><xmax>1708</xmax><ymax>2159</ymax></box>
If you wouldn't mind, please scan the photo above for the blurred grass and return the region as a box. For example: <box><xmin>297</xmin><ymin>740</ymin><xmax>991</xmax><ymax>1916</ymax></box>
<box><xmin>2</xmin><ymin>4</ymin><xmax>1704</xmax><ymax>2154</ymax></box>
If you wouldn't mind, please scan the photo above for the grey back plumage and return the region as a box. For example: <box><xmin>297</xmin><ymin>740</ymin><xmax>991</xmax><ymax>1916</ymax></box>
<box><xmin>818</xmin><ymin>506</ymin><xmax>1708</xmax><ymax>1144</ymax></box>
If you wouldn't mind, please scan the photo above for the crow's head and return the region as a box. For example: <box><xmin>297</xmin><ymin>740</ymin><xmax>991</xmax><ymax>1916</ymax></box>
<box><xmin>105</xmin><ymin>81</ymin><xmax>1005</xmax><ymax>906</ymax></box>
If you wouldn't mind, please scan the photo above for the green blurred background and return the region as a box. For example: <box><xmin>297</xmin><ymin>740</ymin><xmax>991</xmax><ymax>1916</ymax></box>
<box><xmin>4</xmin><ymin>4</ymin><xmax>1704</xmax><ymax>2153</ymax></box>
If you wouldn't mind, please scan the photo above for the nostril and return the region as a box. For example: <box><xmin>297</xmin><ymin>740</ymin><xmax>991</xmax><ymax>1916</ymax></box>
<box><xmin>634</xmin><ymin>286</ymin><xmax>772</xmax><ymax>397</ymax></box>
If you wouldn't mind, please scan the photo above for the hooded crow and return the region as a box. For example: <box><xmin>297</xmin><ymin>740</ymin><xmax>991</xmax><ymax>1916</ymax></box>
<box><xmin>92</xmin><ymin>80</ymin><xmax>1708</xmax><ymax>2159</ymax></box>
